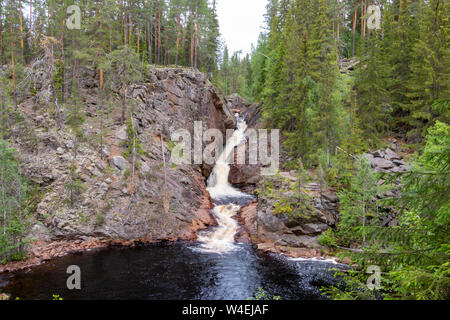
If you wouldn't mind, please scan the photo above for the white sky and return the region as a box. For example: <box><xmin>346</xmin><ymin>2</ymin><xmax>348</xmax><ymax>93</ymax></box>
<box><xmin>216</xmin><ymin>0</ymin><xmax>267</xmax><ymax>55</ymax></box>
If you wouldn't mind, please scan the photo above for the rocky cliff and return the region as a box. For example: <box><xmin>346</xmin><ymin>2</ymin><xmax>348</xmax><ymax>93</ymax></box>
<box><xmin>9</xmin><ymin>67</ymin><xmax>236</xmax><ymax>245</ymax></box>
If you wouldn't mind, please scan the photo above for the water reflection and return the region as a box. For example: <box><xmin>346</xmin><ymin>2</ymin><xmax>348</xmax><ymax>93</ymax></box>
<box><xmin>1</xmin><ymin>243</ymin><xmax>344</xmax><ymax>300</ymax></box>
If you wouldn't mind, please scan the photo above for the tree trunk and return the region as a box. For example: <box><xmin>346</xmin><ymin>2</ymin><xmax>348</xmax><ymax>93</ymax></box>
<box><xmin>61</xmin><ymin>19</ymin><xmax>66</xmax><ymax>104</ymax></box>
<box><xmin>51</xmin><ymin>75</ymin><xmax>64</xmax><ymax>130</ymax></box>
<box><xmin>175</xmin><ymin>14</ymin><xmax>181</xmax><ymax>66</ymax></box>
<box><xmin>99</xmin><ymin>69</ymin><xmax>104</xmax><ymax>159</ymax></box>
<box><xmin>19</xmin><ymin>0</ymin><xmax>24</xmax><ymax>61</ymax></box>
<box><xmin>121</xmin><ymin>86</ymin><xmax>127</xmax><ymax>125</ymax></box>
<box><xmin>137</xmin><ymin>23</ymin><xmax>140</xmax><ymax>55</ymax></box>
<box><xmin>399</xmin><ymin>0</ymin><xmax>403</xmax><ymax>20</ymax></box>
<box><xmin>11</xmin><ymin>24</ymin><xmax>17</xmax><ymax>108</ymax></box>
<box><xmin>0</xmin><ymin>1</ymin><xmax>3</xmax><ymax>63</ymax></box>
<box><xmin>352</xmin><ymin>7</ymin><xmax>357</xmax><ymax>57</ymax></box>
<box><xmin>190</xmin><ymin>27</ymin><xmax>194</xmax><ymax>68</ymax></box>
<box><xmin>181</xmin><ymin>20</ymin><xmax>187</xmax><ymax>65</ymax></box>
<box><xmin>123</xmin><ymin>1</ymin><xmax>127</xmax><ymax>46</ymax></box>
<box><xmin>1</xmin><ymin>149</ymin><xmax>6</xmax><ymax>236</ymax></box>
<box><xmin>363</xmin><ymin>0</ymin><xmax>367</xmax><ymax>39</ymax></box>
<box><xmin>129</xmin><ymin>13</ymin><xmax>133</xmax><ymax>47</ymax></box>
<box><xmin>157</xmin><ymin>10</ymin><xmax>161</xmax><ymax>64</ymax></box>
<box><xmin>148</xmin><ymin>20</ymin><xmax>152</xmax><ymax>65</ymax></box>
<box><xmin>194</xmin><ymin>1</ymin><xmax>199</xmax><ymax>69</ymax></box>
<box><xmin>194</xmin><ymin>21</ymin><xmax>199</xmax><ymax>69</ymax></box>
<box><xmin>154</xmin><ymin>16</ymin><xmax>158</xmax><ymax>64</ymax></box>
<box><xmin>360</xmin><ymin>0</ymin><xmax>364</xmax><ymax>39</ymax></box>
<box><xmin>336</xmin><ymin>0</ymin><xmax>340</xmax><ymax>61</ymax></box>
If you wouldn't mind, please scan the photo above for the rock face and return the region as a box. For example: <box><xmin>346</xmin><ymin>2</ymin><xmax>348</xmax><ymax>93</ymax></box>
<box><xmin>11</xmin><ymin>67</ymin><xmax>236</xmax><ymax>243</ymax></box>
<box><xmin>110</xmin><ymin>156</ymin><xmax>129</xmax><ymax>171</ymax></box>
<box><xmin>243</xmin><ymin>102</ymin><xmax>264</xmax><ymax>129</ymax></box>
<box><xmin>227</xmin><ymin>102</ymin><xmax>265</xmax><ymax>193</ymax></box>
<box><xmin>363</xmin><ymin>147</ymin><xmax>409</xmax><ymax>173</ymax></box>
<box><xmin>225</xmin><ymin>94</ymin><xmax>250</xmax><ymax>114</ymax></box>
<box><xmin>237</xmin><ymin>173</ymin><xmax>339</xmax><ymax>254</ymax></box>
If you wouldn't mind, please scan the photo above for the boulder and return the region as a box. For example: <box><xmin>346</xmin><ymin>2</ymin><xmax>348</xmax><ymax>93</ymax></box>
<box><xmin>393</xmin><ymin>159</ymin><xmax>407</xmax><ymax>166</ymax></box>
<box><xmin>116</xmin><ymin>126</ymin><xmax>127</xmax><ymax>141</ymax></box>
<box><xmin>385</xmin><ymin>148</ymin><xmax>401</xmax><ymax>161</ymax></box>
<box><xmin>140</xmin><ymin>161</ymin><xmax>150</xmax><ymax>174</ymax></box>
<box><xmin>322</xmin><ymin>190</ymin><xmax>338</xmax><ymax>203</ymax></box>
<box><xmin>371</xmin><ymin>157</ymin><xmax>395</xmax><ymax>169</ymax></box>
<box><xmin>110</xmin><ymin>156</ymin><xmax>129</xmax><ymax>171</ymax></box>
<box><xmin>363</xmin><ymin>153</ymin><xmax>375</xmax><ymax>166</ymax></box>
<box><xmin>229</xmin><ymin>164</ymin><xmax>261</xmax><ymax>185</ymax></box>
<box><xmin>372</xmin><ymin>150</ymin><xmax>385</xmax><ymax>158</ymax></box>
<box><xmin>290</xmin><ymin>223</ymin><xmax>329</xmax><ymax>236</ymax></box>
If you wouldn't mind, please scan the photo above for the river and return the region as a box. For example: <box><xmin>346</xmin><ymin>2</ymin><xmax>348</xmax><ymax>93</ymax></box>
<box><xmin>0</xmin><ymin>116</ymin><xmax>344</xmax><ymax>300</ymax></box>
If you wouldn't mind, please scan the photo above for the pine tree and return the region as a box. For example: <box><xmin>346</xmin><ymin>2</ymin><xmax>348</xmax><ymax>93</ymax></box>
<box><xmin>406</xmin><ymin>0</ymin><xmax>449</xmax><ymax>139</ymax></box>
<box><xmin>336</xmin><ymin>157</ymin><xmax>381</xmax><ymax>246</ymax></box>
<box><xmin>101</xmin><ymin>46</ymin><xmax>144</xmax><ymax>124</ymax></box>
<box><xmin>354</xmin><ymin>22</ymin><xmax>389</xmax><ymax>137</ymax></box>
<box><xmin>0</xmin><ymin>139</ymin><xmax>30</xmax><ymax>263</ymax></box>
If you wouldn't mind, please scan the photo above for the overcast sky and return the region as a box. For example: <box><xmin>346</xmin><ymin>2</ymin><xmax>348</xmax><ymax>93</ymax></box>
<box><xmin>216</xmin><ymin>0</ymin><xmax>267</xmax><ymax>55</ymax></box>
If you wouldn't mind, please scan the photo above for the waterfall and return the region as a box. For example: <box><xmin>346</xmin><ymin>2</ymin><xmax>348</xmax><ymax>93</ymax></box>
<box><xmin>197</xmin><ymin>115</ymin><xmax>252</xmax><ymax>254</ymax></box>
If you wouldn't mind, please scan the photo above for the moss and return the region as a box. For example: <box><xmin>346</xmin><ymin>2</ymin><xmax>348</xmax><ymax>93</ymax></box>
<box><xmin>95</xmin><ymin>213</ymin><xmax>106</xmax><ymax>226</ymax></box>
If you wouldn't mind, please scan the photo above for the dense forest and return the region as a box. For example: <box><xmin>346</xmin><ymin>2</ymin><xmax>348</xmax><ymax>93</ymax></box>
<box><xmin>0</xmin><ymin>0</ymin><xmax>449</xmax><ymax>301</ymax></box>
<box><xmin>216</xmin><ymin>0</ymin><xmax>449</xmax><ymax>300</ymax></box>
<box><xmin>0</xmin><ymin>0</ymin><xmax>220</xmax><ymax>86</ymax></box>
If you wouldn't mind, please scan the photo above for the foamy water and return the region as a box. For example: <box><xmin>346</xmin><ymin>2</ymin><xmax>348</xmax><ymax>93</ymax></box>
<box><xmin>198</xmin><ymin>116</ymin><xmax>249</xmax><ymax>254</ymax></box>
<box><xmin>197</xmin><ymin>204</ymin><xmax>242</xmax><ymax>253</ymax></box>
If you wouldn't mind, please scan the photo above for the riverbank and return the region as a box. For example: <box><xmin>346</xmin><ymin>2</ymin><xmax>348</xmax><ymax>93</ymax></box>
<box><xmin>236</xmin><ymin>202</ymin><xmax>348</xmax><ymax>264</ymax></box>
<box><xmin>0</xmin><ymin>235</ymin><xmax>346</xmax><ymax>275</ymax></box>
<box><xmin>0</xmin><ymin>238</ymin><xmax>146</xmax><ymax>273</ymax></box>
<box><xmin>1</xmin><ymin>203</ymin><xmax>345</xmax><ymax>275</ymax></box>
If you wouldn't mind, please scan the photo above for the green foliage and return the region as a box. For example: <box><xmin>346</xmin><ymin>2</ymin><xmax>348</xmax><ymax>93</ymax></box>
<box><xmin>64</xmin><ymin>164</ymin><xmax>86</xmax><ymax>208</ymax></box>
<box><xmin>324</xmin><ymin>122</ymin><xmax>450</xmax><ymax>300</ymax></box>
<box><xmin>66</xmin><ymin>97</ymin><xmax>86</xmax><ymax>140</ymax></box>
<box><xmin>0</xmin><ymin>293</ymin><xmax>11</xmax><ymax>300</ymax></box>
<box><xmin>318</xmin><ymin>228</ymin><xmax>338</xmax><ymax>247</ymax></box>
<box><xmin>101</xmin><ymin>46</ymin><xmax>145</xmax><ymax>90</ymax></box>
<box><xmin>257</xmin><ymin>162</ymin><xmax>315</xmax><ymax>221</ymax></box>
<box><xmin>0</xmin><ymin>139</ymin><xmax>31</xmax><ymax>264</ymax></box>
<box><xmin>248</xmin><ymin>288</ymin><xmax>281</xmax><ymax>301</ymax></box>
<box><xmin>121</xmin><ymin>117</ymin><xmax>144</xmax><ymax>162</ymax></box>
<box><xmin>95</xmin><ymin>212</ymin><xmax>106</xmax><ymax>227</ymax></box>
<box><xmin>321</xmin><ymin>268</ymin><xmax>380</xmax><ymax>301</ymax></box>
<box><xmin>272</xmin><ymin>165</ymin><xmax>314</xmax><ymax>221</ymax></box>
<box><xmin>334</xmin><ymin>157</ymin><xmax>385</xmax><ymax>246</ymax></box>
<box><xmin>53</xmin><ymin>59</ymin><xmax>65</xmax><ymax>101</ymax></box>
<box><xmin>216</xmin><ymin>0</ymin><xmax>448</xmax><ymax>163</ymax></box>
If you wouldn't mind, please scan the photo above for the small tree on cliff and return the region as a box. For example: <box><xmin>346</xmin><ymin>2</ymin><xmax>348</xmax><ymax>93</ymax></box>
<box><xmin>0</xmin><ymin>139</ymin><xmax>30</xmax><ymax>263</ymax></box>
<box><xmin>335</xmin><ymin>157</ymin><xmax>383</xmax><ymax>247</ymax></box>
<box><xmin>101</xmin><ymin>46</ymin><xmax>144</xmax><ymax>125</ymax></box>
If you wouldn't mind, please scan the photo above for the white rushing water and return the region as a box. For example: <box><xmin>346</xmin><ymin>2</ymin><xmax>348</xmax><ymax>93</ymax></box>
<box><xmin>197</xmin><ymin>116</ymin><xmax>250</xmax><ymax>254</ymax></box>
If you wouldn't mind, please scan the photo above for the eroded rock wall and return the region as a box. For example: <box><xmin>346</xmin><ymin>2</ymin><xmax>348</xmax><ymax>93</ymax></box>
<box><xmin>10</xmin><ymin>67</ymin><xmax>236</xmax><ymax>243</ymax></box>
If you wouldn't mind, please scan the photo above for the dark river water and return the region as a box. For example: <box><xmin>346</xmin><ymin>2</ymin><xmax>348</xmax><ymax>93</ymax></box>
<box><xmin>0</xmin><ymin>243</ymin><xmax>344</xmax><ymax>300</ymax></box>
